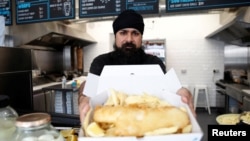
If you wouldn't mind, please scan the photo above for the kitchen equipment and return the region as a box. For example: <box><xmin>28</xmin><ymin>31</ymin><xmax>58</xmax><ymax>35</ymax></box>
<box><xmin>12</xmin><ymin>113</ymin><xmax>64</xmax><ymax>141</ymax></box>
<box><xmin>248</xmin><ymin>70</ymin><xmax>250</xmax><ymax>86</ymax></box>
<box><xmin>223</xmin><ymin>70</ymin><xmax>233</xmax><ymax>83</ymax></box>
<box><xmin>224</xmin><ymin>69</ymin><xmax>247</xmax><ymax>84</ymax></box>
<box><xmin>0</xmin><ymin>47</ymin><xmax>33</xmax><ymax>114</ymax></box>
<box><xmin>77</xmin><ymin>47</ymin><xmax>83</xmax><ymax>74</ymax></box>
<box><xmin>215</xmin><ymin>80</ymin><xmax>228</xmax><ymax>113</ymax></box>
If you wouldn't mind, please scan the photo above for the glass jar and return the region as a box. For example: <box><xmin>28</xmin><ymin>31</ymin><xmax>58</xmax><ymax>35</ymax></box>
<box><xmin>0</xmin><ymin>95</ymin><xmax>18</xmax><ymax>140</ymax></box>
<box><xmin>12</xmin><ymin>113</ymin><xmax>65</xmax><ymax>141</ymax></box>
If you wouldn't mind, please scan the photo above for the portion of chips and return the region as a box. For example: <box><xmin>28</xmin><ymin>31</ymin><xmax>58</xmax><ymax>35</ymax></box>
<box><xmin>105</xmin><ymin>89</ymin><xmax>171</xmax><ymax>108</ymax></box>
<box><xmin>60</xmin><ymin>129</ymin><xmax>75</xmax><ymax>138</ymax></box>
<box><xmin>86</xmin><ymin>122</ymin><xmax>105</xmax><ymax>137</ymax></box>
<box><xmin>240</xmin><ymin>111</ymin><xmax>250</xmax><ymax>124</ymax></box>
<box><xmin>60</xmin><ymin>129</ymin><xmax>76</xmax><ymax>141</ymax></box>
<box><xmin>66</xmin><ymin>135</ymin><xmax>77</xmax><ymax>141</ymax></box>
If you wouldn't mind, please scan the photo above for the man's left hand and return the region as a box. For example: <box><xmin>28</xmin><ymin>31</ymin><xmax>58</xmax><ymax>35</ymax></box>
<box><xmin>177</xmin><ymin>87</ymin><xmax>196</xmax><ymax>118</ymax></box>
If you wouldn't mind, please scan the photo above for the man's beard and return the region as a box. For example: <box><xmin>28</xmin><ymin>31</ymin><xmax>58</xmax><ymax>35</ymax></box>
<box><xmin>113</xmin><ymin>42</ymin><xmax>145</xmax><ymax>64</ymax></box>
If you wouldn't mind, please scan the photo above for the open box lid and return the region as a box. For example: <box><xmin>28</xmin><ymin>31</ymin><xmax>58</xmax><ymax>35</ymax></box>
<box><xmin>83</xmin><ymin>65</ymin><xmax>182</xmax><ymax>98</ymax></box>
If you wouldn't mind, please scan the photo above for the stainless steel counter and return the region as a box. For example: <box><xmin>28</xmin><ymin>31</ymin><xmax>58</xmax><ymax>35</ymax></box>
<box><xmin>33</xmin><ymin>76</ymin><xmax>86</xmax><ymax>91</ymax></box>
<box><xmin>33</xmin><ymin>82</ymin><xmax>61</xmax><ymax>91</ymax></box>
<box><xmin>215</xmin><ymin>80</ymin><xmax>250</xmax><ymax>112</ymax></box>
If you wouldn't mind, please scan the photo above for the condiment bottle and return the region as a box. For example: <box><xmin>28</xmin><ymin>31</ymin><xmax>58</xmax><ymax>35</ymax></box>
<box><xmin>0</xmin><ymin>95</ymin><xmax>18</xmax><ymax>140</ymax></box>
<box><xmin>12</xmin><ymin>113</ymin><xmax>65</xmax><ymax>141</ymax></box>
<box><xmin>71</xmin><ymin>80</ymin><xmax>77</xmax><ymax>88</ymax></box>
<box><xmin>62</xmin><ymin>76</ymin><xmax>67</xmax><ymax>88</ymax></box>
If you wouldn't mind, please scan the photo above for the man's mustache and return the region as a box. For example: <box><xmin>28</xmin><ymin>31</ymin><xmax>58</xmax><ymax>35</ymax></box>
<box><xmin>122</xmin><ymin>42</ymin><xmax>136</xmax><ymax>49</ymax></box>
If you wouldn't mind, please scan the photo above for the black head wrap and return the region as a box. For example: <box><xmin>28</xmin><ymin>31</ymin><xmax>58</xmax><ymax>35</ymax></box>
<box><xmin>113</xmin><ymin>9</ymin><xmax>144</xmax><ymax>35</ymax></box>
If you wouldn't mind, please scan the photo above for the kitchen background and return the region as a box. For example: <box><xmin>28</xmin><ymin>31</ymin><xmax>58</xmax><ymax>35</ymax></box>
<box><xmin>0</xmin><ymin>1</ymin><xmax>250</xmax><ymax>127</ymax></box>
<box><xmin>3</xmin><ymin>6</ymin><xmax>250</xmax><ymax>108</ymax></box>
<box><xmin>83</xmin><ymin>13</ymin><xmax>226</xmax><ymax>108</ymax></box>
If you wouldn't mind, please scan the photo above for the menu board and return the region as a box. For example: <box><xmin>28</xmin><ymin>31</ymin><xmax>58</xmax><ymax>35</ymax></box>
<box><xmin>0</xmin><ymin>0</ymin><xmax>12</xmax><ymax>25</ymax></box>
<box><xmin>166</xmin><ymin>0</ymin><xmax>250</xmax><ymax>12</ymax></box>
<box><xmin>16</xmin><ymin>0</ymin><xmax>75</xmax><ymax>24</ymax></box>
<box><xmin>79</xmin><ymin>0</ymin><xmax>159</xmax><ymax>18</ymax></box>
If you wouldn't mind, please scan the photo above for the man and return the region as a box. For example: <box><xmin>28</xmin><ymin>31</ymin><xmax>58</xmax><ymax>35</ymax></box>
<box><xmin>78</xmin><ymin>9</ymin><xmax>195</xmax><ymax>123</ymax></box>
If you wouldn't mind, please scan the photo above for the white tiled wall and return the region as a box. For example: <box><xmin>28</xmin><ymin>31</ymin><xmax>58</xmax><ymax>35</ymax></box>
<box><xmin>84</xmin><ymin>14</ymin><xmax>226</xmax><ymax>107</ymax></box>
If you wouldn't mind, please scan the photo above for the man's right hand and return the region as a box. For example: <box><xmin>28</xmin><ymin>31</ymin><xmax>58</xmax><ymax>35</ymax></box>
<box><xmin>78</xmin><ymin>81</ymin><xmax>91</xmax><ymax>124</ymax></box>
<box><xmin>78</xmin><ymin>95</ymin><xmax>90</xmax><ymax>124</ymax></box>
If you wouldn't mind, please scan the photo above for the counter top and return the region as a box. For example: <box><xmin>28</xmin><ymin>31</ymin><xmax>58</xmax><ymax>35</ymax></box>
<box><xmin>216</xmin><ymin>80</ymin><xmax>250</xmax><ymax>97</ymax></box>
<box><xmin>33</xmin><ymin>82</ymin><xmax>61</xmax><ymax>91</ymax></box>
<box><xmin>33</xmin><ymin>76</ymin><xmax>86</xmax><ymax>92</ymax></box>
<box><xmin>242</xmin><ymin>89</ymin><xmax>250</xmax><ymax>96</ymax></box>
<box><xmin>216</xmin><ymin>80</ymin><xmax>250</xmax><ymax>112</ymax></box>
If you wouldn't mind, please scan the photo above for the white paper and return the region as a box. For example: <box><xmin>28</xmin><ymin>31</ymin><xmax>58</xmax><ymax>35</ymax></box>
<box><xmin>84</xmin><ymin>65</ymin><xmax>181</xmax><ymax>97</ymax></box>
<box><xmin>164</xmin><ymin>68</ymin><xmax>182</xmax><ymax>93</ymax></box>
<box><xmin>83</xmin><ymin>73</ymin><xmax>99</xmax><ymax>97</ymax></box>
<box><xmin>100</xmin><ymin>64</ymin><xmax>164</xmax><ymax>76</ymax></box>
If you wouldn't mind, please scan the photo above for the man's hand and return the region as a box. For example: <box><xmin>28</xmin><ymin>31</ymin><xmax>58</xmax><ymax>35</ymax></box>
<box><xmin>177</xmin><ymin>87</ymin><xmax>196</xmax><ymax>118</ymax></box>
<box><xmin>78</xmin><ymin>95</ymin><xmax>90</xmax><ymax>124</ymax></box>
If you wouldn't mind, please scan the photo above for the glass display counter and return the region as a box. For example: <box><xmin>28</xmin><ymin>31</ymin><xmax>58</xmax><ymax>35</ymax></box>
<box><xmin>42</xmin><ymin>84</ymin><xmax>79</xmax><ymax>115</ymax></box>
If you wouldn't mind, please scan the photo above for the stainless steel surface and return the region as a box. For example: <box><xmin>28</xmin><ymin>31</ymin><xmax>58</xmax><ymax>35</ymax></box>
<box><xmin>226</xmin><ymin>86</ymin><xmax>243</xmax><ymax>102</ymax></box>
<box><xmin>242</xmin><ymin>89</ymin><xmax>250</xmax><ymax>96</ymax></box>
<box><xmin>248</xmin><ymin>70</ymin><xmax>250</xmax><ymax>85</ymax></box>
<box><xmin>224</xmin><ymin>46</ymin><xmax>249</xmax><ymax>70</ymax></box>
<box><xmin>216</xmin><ymin>80</ymin><xmax>228</xmax><ymax>112</ymax></box>
<box><xmin>31</xmin><ymin>49</ymin><xmax>64</xmax><ymax>86</ymax></box>
<box><xmin>63</xmin><ymin>46</ymin><xmax>72</xmax><ymax>71</ymax></box>
<box><xmin>206</xmin><ymin>6</ymin><xmax>250</xmax><ymax>46</ymax></box>
<box><xmin>33</xmin><ymin>90</ymin><xmax>53</xmax><ymax>112</ymax></box>
<box><xmin>243</xmin><ymin>96</ymin><xmax>250</xmax><ymax>110</ymax></box>
<box><xmin>224</xmin><ymin>45</ymin><xmax>249</xmax><ymax>85</ymax></box>
<box><xmin>216</xmin><ymin>80</ymin><xmax>250</xmax><ymax>112</ymax></box>
<box><xmin>9</xmin><ymin>21</ymin><xmax>96</xmax><ymax>49</ymax></box>
<box><xmin>32</xmin><ymin>50</ymin><xmax>63</xmax><ymax>72</ymax></box>
<box><xmin>31</xmin><ymin>47</ymin><xmax>81</xmax><ymax>86</ymax></box>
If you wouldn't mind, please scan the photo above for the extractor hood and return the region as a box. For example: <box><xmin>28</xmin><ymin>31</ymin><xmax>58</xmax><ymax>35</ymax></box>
<box><xmin>9</xmin><ymin>21</ymin><xmax>96</xmax><ymax>50</ymax></box>
<box><xmin>206</xmin><ymin>7</ymin><xmax>250</xmax><ymax>47</ymax></box>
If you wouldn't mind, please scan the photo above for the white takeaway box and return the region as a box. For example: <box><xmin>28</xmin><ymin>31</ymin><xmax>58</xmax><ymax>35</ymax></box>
<box><xmin>79</xmin><ymin>65</ymin><xmax>203</xmax><ymax>141</ymax></box>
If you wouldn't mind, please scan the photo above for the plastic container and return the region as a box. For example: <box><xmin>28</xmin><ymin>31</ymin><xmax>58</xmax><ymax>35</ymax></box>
<box><xmin>71</xmin><ymin>80</ymin><xmax>77</xmax><ymax>88</ymax></box>
<box><xmin>0</xmin><ymin>95</ymin><xmax>18</xmax><ymax>140</ymax></box>
<box><xmin>62</xmin><ymin>76</ymin><xmax>66</xmax><ymax>88</ymax></box>
<box><xmin>12</xmin><ymin>113</ymin><xmax>65</xmax><ymax>141</ymax></box>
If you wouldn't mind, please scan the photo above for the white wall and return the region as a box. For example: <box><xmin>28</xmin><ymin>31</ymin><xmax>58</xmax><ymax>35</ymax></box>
<box><xmin>84</xmin><ymin>13</ymin><xmax>226</xmax><ymax>107</ymax></box>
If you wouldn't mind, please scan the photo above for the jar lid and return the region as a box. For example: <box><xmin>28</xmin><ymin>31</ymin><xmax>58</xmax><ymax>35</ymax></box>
<box><xmin>0</xmin><ymin>95</ymin><xmax>10</xmax><ymax>108</ymax></box>
<box><xmin>16</xmin><ymin>113</ymin><xmax>51</xmax><ymax>128</ymax></box>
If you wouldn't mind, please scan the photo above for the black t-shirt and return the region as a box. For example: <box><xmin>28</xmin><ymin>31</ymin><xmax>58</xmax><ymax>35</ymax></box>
<box><xmin>89</xmin><ymin>49</ymin><xmax>166</xmax><ymax>75</ymax></box>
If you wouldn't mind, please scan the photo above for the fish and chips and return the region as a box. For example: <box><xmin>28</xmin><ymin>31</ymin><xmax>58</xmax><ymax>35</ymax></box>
<box><xmin>83</xmin><ymin>89</ymin><xmax>192</xmax><ymax>137</ymax></box>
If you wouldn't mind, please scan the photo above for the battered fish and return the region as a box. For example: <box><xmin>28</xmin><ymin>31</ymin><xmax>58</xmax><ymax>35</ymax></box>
<box><xmin>93</xmin><ymin>105</ymin><xmax>190</xmax><ymax>136</ymax></box>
